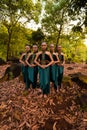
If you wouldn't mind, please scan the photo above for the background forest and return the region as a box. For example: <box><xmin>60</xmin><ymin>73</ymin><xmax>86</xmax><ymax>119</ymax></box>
<box><xmin>0</xmin><ymin>0</ymin><xmax>87</xmax><ymax>62</ymax></box>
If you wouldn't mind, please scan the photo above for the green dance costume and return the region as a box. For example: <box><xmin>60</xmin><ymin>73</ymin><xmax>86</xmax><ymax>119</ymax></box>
<box><xmin>21</xmin><ymin>53</ymin><xmax>30</xmax><ymax>89</ymax></box>
<box><xmin>50</xmin><ymin>54</ymin><xmax>58</xmax><ymax>90</ymax></box>
<box><xmin>38</xmin><ymin>53</ymin><xmax>51</xmax><ymax>95</ymax></box>
<box><xmin>27</xmin><ymin>53</ymin><xmax>38</xmax><ymax>89</ymax></box>
<box><xmin>58</xmin><ymin>53</ymin><xmax>64</xmax><ymax>88</ymax></box>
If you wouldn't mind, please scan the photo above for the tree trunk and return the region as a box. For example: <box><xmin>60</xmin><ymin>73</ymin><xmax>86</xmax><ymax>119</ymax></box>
<box><xmin>56</xmin><ymin>23</ymin><xmax>63</xmax><ymax>46</ymax></box>
<box><xmin>55</xmin><ymin>10</ymin><xmax>64</xmax><ymax>51</ymax></box>
<box><xmin>6</xmin><ymin>27</ymin><xmax>12</xmax><ymax>61</ymax></box>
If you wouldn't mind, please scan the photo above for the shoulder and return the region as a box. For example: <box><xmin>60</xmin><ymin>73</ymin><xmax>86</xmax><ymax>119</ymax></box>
<box><xmin>29</xmin><ymin>53</ymin><xmax>33</xmax><ymax>56</ymax></box>
<box><xmin>57</xmin><ymin>52</ymin><xmax>64</xmax><ymax>56</ymax></box>
<box><xmin>45</xmin><ymin>51</ymin><xmax>51</xmax><ymax>55</ymax></box>
<box><xmin>21</xmin><ymin>53</ymin><xmax>26</xmax><ymax>57</ymax></box>
<box><xmin>53</xmin><ymin>52</ymin><xmax>58</xmax><ymax>57</ymax></box>
<box><xmin>53</xmin><ymin>52</ymin><xmax>57</xmax><ymax>56</ymax></box>
<box><xmin>27</xmin><ymin>52</ymin><xmax>32</xmax><ymax>57</ymax></box>
<box><xmin>35</xmin><ymin>52</ymin><xmax>38</xmax><ymax>55</ymax></box>
<box><xmin>55</xmin><ymin>52</ymin><xmax>58</xmax><ymax>55</ymax></box>
<box><xmin>36</xmin><ymin>51</ymin><xmax>42</xmax><ymax>56</ymax></box>
<box><xmin>37</xmin><ymin>51</ymin><xmax>42</xmax><ymax>55</ymax></box>
<box><xmin>61</xmin><ymin>52</ymin><xmax>64</xmax><ymax>56</ymax></box>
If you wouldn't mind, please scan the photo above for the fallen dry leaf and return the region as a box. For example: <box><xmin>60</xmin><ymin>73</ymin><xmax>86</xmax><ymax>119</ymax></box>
<box><xmin>0</xmin><ymin>64</ymin><xmax>87</xmax><ymax>129</ymax></box>
<box><xmin>32</xmin><ymin>124</ymin><xmax>39</xmax><ymax>130</ymax></box>
<box><xmin>53</xmin><ymin>121</ymin><xmax>57</xmax><ymax>130</ymax></box>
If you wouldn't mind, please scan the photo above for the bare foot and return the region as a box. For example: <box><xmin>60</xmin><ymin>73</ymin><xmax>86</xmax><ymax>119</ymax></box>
<box><xmin>57</xmin><ymin>88</ymin><xmax>61</xmax><ymax>92</ymax></box>
<box><xmin>39</xmin><ymin>94</ymin><xmax>43</xmax><ymax>98</ymax></box>
<box><xmin>43</xmin><ymin>94</ymin><xmax>47</xmax><ymax>98</ymax></box>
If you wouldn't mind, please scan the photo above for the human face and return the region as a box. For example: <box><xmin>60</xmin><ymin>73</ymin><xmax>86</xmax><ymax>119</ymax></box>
<box><xmin>50</xmin><ymin>44</ymin><xmax>54</xmax><ymax>52</ymax></box>
<box><xmin>33</xmin><ymin>45</ymin><xmax>38</xmax><ymax>53</ymax></box>
<box><xmin>41</xmin><ymin>42</ymin><xmax>47</xmax><ymax>51</ymax></box>
<box><xmin>25</xmin><ymin>46</ymin><xmax>30</xmax><ymax>53</ymax></box>
<box><xmin>57</xmin><ymin>46</ymin><xmax>62</xmax><ymax>52</ymax></box>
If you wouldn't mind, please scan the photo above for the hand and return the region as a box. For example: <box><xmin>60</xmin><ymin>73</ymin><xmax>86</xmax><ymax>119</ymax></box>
<box><xmin>28</xmin><ymin>64</ymin><xmax>32</xmax><ymax>67</ymax></box>
<box><xmin>61</xmin><ymin>64</ymin><xmax>64</xmax><ymax>67</ymax></box>
<box><xmin>57</xmin><ymin>63</ymin><xmax>61</xmax><ymax>66</ymax></box>
<box><xmin>58</xmin><ymin>63</ymin><xmax>64</xmax><ymax>67</ymax></box>
<box><xmin>31</xmin><ymin>64</ymin><xmax>36</xmax><ymax>67</ymax></box>
<box><xmin>41</xmin><ymin>65</ymin><xmax>46</xmax><ymax>69</ymax></box>
<box><xmin>23</xmin><ymin>63</ymin><xmax>26</xmax><ymax>66</ymax></box>
<box><xmin>52</xmin><ymin>62</ymin><xmax>55</xmax><ymax>65</ymax></box>
<box><xmin>45</xmin><ymin>65</ymin><xmax>49</xmax><ymax>68</ymax></box>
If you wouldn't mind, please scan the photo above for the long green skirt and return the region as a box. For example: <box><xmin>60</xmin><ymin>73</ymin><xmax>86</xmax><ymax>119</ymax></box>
<box><xmin>39</xmin><ymin>67</ymin><xmax>50</xmax><ymax>95</ymax></box>
<box><xmin>28</xmin><ymin>66</ymin><xmax>34</xmax><ymax>83</ymax></box>
<box><xmin>50</xmin><ymin>64</ymin><xmax>58</xmax><ymax>89</ymax></box>
<box><xmin>28</xmin><ymin>66</ymin><xmax>38</xmax><ymax>89</ymax></box>
<box><xmin>21</xmin><ymin>65</ymin><xmax>30</xmax><ymax>89</ymax></box>
<box><xmin>58</xmin><ymin>65</ymin><xmax>64</xmax><ymax>87</ymax></box>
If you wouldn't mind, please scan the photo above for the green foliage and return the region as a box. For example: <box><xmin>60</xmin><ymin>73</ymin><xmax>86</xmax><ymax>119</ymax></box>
<box><xmin>67</xmin><ymin>0</ymin><xmax>87</xmax><ymax>28</ymax></box>
<box><xmin>68</xmin><ymin>0</ymin><xmax>87</xmax><ymax>13</ymax></box>
<box><xmin>42</xmin><ymin>0</ymin><xmax>71</xmax><ymax>46</ymax></box>
<box><xmin>0</xmin><ymin>0</ymin><xmax>87</xmax><ymax>63</ymax></box>
<box><xmin>0</xmin><ymin>25</ymin><xmax>8</xmax><ymax>59</ymax></box>
<box><xmin>72</xmin><ymin>26</ymin><xmax>83</xmax><ymax>33</ymax></box>
<box><xmin>9</xmin><ymin>25</ymin><xmax>32</xmax><ymax>56</ymax></box>
<box><xmin>59</xmin><ymin>32</ymin><xmax>87</xmax><ymax>63</ymax></box>
<box><xmin>32</xmin><ymin>28</ymin><xmax>45</xmax><ymax>46</ymax></box>
<box><xmin>0</xmin><ymin>22</ymin><xmax>33</xmax><ymax>59</ymax></box>
<box><xmin>0</xmin><ymin>0</ymin><xmax>41</xmax><ymax>60</ymax></box>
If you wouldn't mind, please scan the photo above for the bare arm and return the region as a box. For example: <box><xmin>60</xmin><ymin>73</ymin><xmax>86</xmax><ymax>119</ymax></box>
<box><xmin>19</xmin><ymin>53</ymin><xmax>25</xmax><ymax>66</ymax></box>
<box><xmin>26</xmin><ymin>53</ymin><xmax>32</xmax><ymax>67</ymax></box>
<box><xmin>45</xmin><ymin>52</ymin><xmax>54</xmax><ymax>68</ymax></box>
<box><xmin>59</xmin><ymin>53</ymin><xmax>65</xmax><ymax>66</ymax></box>
<box><xmin>62</xmin><ymin>54</ymin><xmax>65</xmax><ymax>65</ymax></box>
<box><xmin>54</xmin><ymin>53</ymin><xmax>60</xmax><ymax>64</ymax></box>
<box><xmin>34</xmin><ymin>52</ymin><xmax>42</xmax><ymax>68</ymax></box>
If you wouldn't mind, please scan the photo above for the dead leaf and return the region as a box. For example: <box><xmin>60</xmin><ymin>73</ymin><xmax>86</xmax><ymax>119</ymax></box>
<box><xmin>83</xmin><ymin>119</ymin><xmax>87</xmax><ymax>122</ymax></box>
<box><xmin>0</xmin><ymin>102</ymin><xmax>7</xmax><ymax>109</ymax></box>
<box><xmin>19</xmin><ymin>121</ymin><xmax>26</xmax><ymax>128</ymax></box>
<box><xmin>32</xmin><ymin>124</ymin><xmax>39</xmax><ymax>130</ymax></box>
<box><xmin>53</xmin><ymin>121</ymin><xmax>57</xmax><ymax>130</ymax></box>
<box><xmin>0</xmin><ymin>64</ymin><xmax>87</xmax><ymax>130</ymax></box>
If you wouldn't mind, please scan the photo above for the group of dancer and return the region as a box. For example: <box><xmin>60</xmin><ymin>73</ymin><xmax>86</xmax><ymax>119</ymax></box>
<box><xmin>19</xmin><ymin>42</ymin><xmax>65</xmax><ymax>98</ymax></box>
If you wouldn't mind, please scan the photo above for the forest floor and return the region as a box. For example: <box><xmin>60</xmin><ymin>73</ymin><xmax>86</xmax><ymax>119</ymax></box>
<box><xmin>0</xmin><ymin>63</ymin><xmax>87</xmax><ymax>130</ymax></box>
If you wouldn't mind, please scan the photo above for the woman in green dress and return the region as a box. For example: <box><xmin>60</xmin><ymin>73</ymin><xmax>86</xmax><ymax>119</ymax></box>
<box><xmin>34</xmin><ymin>42</ymin><xmax>53</xmax><ymax>98</ymax></box>
<box><xmin>50</xmin><ymin>44</ymin><xmax>60</xmax><ymax>92</ymax></box>
<box><xmin>57</xmin><ymin>45</ymin><xmax>65</xmax><ymax>90</ymax></box>
<box><xmin>19</xmin><ymin>44</ymin><xmax>31</xmax><ymax>90</ymax></box>
<box><xmin>26</xmin><ymin>45</ymin><xmax>38</xmax><ymax>89</ymax></box>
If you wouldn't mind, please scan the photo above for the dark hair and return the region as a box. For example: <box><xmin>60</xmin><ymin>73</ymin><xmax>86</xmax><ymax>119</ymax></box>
<box><xmin>25</xmin><ymin>44</ymin><xmax>31</xmax><ymax>47</ymax></box>
<box><xmin>41</xmin><ymin>42</ymin><xmax>47</xmax><ymax>45</ymax></box>
<box><xmin>57</xmin><ymin>45</ymin><xmax>62</xmax><ymax>48</ymax></box>
<box><xmin>32</xmin><ymin>44</ymin><xmax>38</xmax><ymax>47</ymax></box>
<box><xmin>50</xmin><ymin>43</ymin><xmax>54</xmax><ymax>47</ymax></box>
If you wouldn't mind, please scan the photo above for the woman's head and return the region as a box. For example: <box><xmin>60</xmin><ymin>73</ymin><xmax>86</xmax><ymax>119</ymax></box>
<box><xmin>25</xmin><ymin>44</ymin><xmax>31</xmax><ymax>52</ymax></box>
<box><xmin>32</xmin><ymin>44</ymin><xmax>38</xmax><ymax>53</ymax></box>
<box><xmin>41</xmin><ymin>42</ymin><xmax>47</xmax><ymax>51</ymax></box>
<box><xmin>50</xmin><ymin>44</ymin><xmax>54</xmax><ymax>52</ymax></box>
<box><xmin>57</xmin><ymin>45</ymin><xmax>62</xmax><ymax>52</ymax></box>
